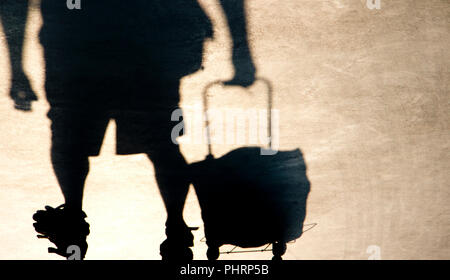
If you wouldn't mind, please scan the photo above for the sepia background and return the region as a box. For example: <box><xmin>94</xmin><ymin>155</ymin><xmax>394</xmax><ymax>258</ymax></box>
<box><xmin>0</xmin><ymin>0</ymin><xmax>449</xmax><ymax>259</ymax></box>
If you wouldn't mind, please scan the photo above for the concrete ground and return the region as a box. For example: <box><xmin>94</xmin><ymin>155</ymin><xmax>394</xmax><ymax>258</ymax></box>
<box><xmin>0</xmin><ymin>0</ymin><xmax>449</xmax><ymax>259</ymax></box>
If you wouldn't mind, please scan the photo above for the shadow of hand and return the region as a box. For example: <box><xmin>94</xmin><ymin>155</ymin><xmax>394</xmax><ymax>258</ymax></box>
<box><xmin>10</xmin><ymin>74</ymin><xmax>38</xmax><ymax>112</ymax></box>
<box><xmin>224</xmin><ymin>53</ymin><xmax>256</xmax><ymax>88</ymax></box>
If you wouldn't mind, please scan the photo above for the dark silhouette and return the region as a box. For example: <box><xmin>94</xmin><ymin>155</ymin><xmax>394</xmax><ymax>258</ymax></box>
<box><xmin>189</xmin><ymin>79</ymin><xmax>310</xmax><ymax>260</ymax></box>
<box><xmin>32</xmin><ymin>205</ymin><xmax>90</xmax><ymax>259</ymax></box>
<box><xmin>190</xmin><ymin>147</ymin><xmax>310</xmax><ymax>260</ymax></box>
<box><xmin>1</xmin><ymin>0</ymin><xmax>255</xmax><ymax>260</ymax></box>
<box><xmin>1</xmin><ymin>0</ymin><xmax>310</xmax><ymax>261</ymax></box>
<box><xmin>0</xmin><ymin>0</ymin><xmax>37</xmax><ymax>111</ymax></box>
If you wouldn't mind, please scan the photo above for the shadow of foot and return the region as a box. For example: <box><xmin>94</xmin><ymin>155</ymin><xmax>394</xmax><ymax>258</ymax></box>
<box><xmin>33</xmin><ymin>204</ymin><xmax>89</xmax><ymax>260</ymax></box>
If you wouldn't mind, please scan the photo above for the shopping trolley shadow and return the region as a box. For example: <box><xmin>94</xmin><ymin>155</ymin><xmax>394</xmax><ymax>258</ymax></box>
<box><xmin>199</xmin><ymin>223</ymin><xmax>317</xmax><ymax>258</ymax></box>
<box><xmin>189</xmin><ymin>79</ymin><xmax>312</xmax><ymax>260</ymax></box>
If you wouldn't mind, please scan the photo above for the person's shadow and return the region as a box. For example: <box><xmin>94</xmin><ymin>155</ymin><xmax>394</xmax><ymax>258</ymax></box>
<box><xmin>1</xmin><ymin>0</ymin><xmax>310</xmax><ymax>260</ymax></box>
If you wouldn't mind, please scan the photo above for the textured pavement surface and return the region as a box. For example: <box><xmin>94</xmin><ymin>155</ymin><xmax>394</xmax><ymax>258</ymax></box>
<box><xmin>0</xmin><ymin>0</ymin><xmax>449</xmax><ymax>259</ymax></box>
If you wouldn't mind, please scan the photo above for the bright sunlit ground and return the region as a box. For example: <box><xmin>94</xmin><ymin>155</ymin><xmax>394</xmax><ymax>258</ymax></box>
<box><xmin>1</xmin><ymin>0</ymin><xmax>449</xmax><ymax>260</ymax></box>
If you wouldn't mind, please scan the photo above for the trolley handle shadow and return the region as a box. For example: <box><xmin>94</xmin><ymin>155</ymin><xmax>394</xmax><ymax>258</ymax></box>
<box><xmin>202</xmin><ymin>78</ymin><xmax>274</xmax><ymax>158</ymax></box>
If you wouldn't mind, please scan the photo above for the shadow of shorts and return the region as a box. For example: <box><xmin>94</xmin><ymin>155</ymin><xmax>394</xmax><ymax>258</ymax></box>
<box><xmin>48</xmin><ymin>106</ymin><xmax>184</xmax><ymax>157</ymax></box>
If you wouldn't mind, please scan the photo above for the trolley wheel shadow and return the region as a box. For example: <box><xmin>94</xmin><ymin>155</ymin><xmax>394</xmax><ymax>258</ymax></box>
<box><xmin>206</xmin><ymin>241</ymin><xmax>285</xmax><ymax>260</ymax></box>
<box><xmin>203</xmin><ymin>223</ymin><xmax>317</xmax><ymax>260</ymax></box>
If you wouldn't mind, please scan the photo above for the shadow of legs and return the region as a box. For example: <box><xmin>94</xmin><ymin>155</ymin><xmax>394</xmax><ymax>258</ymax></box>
<box><xmin>148</xmin><ymin>146</ymin><xmax>196</xmax><ymax>261</ymax></box>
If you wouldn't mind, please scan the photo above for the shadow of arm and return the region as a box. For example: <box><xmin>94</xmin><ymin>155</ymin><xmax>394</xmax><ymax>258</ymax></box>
<box><xmin>0</xmin><ymin>0</ymin><xmax>37</xmax><ymax>111</ymax></box>
<box><xmin>218</xmin><ymin>0</ymin><xmax>256</xmax><ymax>87</ymax></box>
